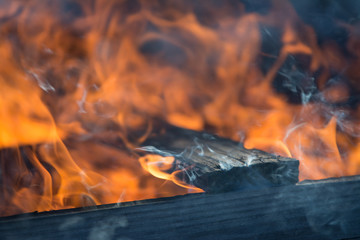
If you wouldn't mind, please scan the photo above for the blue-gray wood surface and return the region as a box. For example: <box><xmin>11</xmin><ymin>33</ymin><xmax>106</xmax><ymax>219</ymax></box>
<box><xmin>1</xmin><ymin>176</ymin><xmax>360</xmax><ymax>240</ymax></box>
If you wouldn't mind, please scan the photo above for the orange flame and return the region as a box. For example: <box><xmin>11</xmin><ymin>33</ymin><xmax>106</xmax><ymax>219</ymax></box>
<box><xmin>139</xmin><ymin>155</ymin><xmax>203</xmax><ymax>192</ymax></box>
<box><xmin>0</xmin><ymin>0</ymin><xmax>360</xmax><ymax>216</ymax></box>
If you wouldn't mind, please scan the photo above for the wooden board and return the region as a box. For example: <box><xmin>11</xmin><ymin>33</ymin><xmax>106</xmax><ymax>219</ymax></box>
<box><xmin>140</xmin><ymin>126</ymin><xmax>299</xmax><ymax>192</ymax></box>
<box><xmin>1</xmin><ymin>175</ymin><xmax>360</xmax><ymax>240</ymax></box>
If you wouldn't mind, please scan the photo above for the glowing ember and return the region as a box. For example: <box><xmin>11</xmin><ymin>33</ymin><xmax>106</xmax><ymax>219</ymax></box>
<box><xmin>0</xmin><ymin>0</ymin><xmax>360</xmax><ymax>216</ymax></box>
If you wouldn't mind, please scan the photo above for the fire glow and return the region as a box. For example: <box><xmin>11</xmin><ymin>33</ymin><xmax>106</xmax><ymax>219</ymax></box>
<box><xmin>1</xmin><ymin>0</ymin><xmax>360</xmax><ymax>216</ymax></box>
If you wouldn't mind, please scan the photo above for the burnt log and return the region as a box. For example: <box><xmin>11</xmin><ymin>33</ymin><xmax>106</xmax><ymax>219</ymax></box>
<box><xmin>1</xmin><ymin>175</ymin><xmax>360</xmax><ymax>240</ymax></box>
<box><xmin>139</xmin><ymin>126</ymin><xmax>299</xmax><ymax>192</ymax></box>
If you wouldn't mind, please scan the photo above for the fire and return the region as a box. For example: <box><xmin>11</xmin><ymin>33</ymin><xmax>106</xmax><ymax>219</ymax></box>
<box><xmin>139</xmin><ymin>155</ymin><xmax>175</xmax><ymax>181</ymax></box>
<box><xmin>139</xmin><ymin>155</ymin><xmax>203</xmax><ymax>192</ymax></box>
<box><xmin>1</xmin><ymin>0</ymin><xmax>360</xmax><ymax>216</ymax></box>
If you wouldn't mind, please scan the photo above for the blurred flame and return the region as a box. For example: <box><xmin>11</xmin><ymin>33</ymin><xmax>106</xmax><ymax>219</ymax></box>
<box><xmin>286</xmin><ymin>117</ymin><xmax>344</xmax><ymax>180</ymax></box>
<box><xmin>0</xmin><ymin>0</ymin><xmax>360</xmax><ymax>216</ymax></box>
<box><xmin>139</xmin><ymin>155</ymin><xmax>175</xmax><ymax>180</ymax></box>
<box><xmin>139</xmin><ymin>155</ymin><xmax>203</xmax><ymax>192</ymax></box>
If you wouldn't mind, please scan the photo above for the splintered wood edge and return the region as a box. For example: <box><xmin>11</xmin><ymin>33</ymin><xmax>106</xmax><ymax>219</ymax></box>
<box><xmin>139</xmin><ymin>127</ymin><xmax>299</xmax><ymax>192</ymax></box>
<box><xmin>140</xmin><ymin>126</ymin><xmax>299</xmax><ymax>173</ymax></box>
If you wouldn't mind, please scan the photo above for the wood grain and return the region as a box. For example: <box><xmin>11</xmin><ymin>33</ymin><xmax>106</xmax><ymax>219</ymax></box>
<box><xmin>1</xmin><ymin>175</ymin><xmax>360</xmax><ymax>240</ymax></box>
<box><xmin>140</xmin><ymin>126</ymin><xmax>299</xmax><ymax>192</ymax></box>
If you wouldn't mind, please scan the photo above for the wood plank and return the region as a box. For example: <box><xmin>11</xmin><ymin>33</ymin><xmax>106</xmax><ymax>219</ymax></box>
<box><xmin>139</xmin><ymin>126</ymin><xmax>299</xmax><ymax>192</ymax></box>
<box><xmin>1</xmin><ymin>175</ymin><xmax>360</xmax><ymax>240</ymax></box>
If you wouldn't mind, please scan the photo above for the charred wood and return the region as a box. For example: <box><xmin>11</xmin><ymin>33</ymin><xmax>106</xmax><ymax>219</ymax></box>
<box><xmin>140</xmin><ymin>126</ymin><xmax>299</xmax><ymax>192</ymax></box>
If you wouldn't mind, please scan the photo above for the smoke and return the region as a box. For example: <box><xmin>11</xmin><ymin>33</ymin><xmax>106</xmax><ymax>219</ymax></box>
<box><xmin>88</xmin><ymin>216</ymin><xmax>128</xmax><ymax>240</ymax></box>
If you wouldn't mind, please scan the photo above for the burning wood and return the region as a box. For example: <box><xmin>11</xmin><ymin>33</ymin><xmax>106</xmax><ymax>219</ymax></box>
<box><xmin>139</xmin><ymin>126</ymin><xmax>299</xmax><ymax>192</ymax></box>
<box><xmin>1</xmin><ymin>0</ymin><xmax>360</xmax><ymax>218</ymax></box>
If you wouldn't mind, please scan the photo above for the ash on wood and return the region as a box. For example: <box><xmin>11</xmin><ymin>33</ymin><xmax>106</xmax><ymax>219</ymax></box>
<box><xmin>1</xmin><ymin>175</ymin><xmax>360</xmax><ymax>240</ymax></box>
<box><xmin>140</xmin><ymin>126</ymin><xmax>299</xmax><ymax>192</ymax></box>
